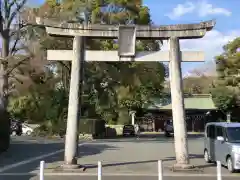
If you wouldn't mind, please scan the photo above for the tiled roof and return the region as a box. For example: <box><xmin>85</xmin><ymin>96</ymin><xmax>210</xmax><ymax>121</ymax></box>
<box><xmin>148</xmin><ymin>94</ymin><xmax>216</xmax><ymax>110</ymax></box>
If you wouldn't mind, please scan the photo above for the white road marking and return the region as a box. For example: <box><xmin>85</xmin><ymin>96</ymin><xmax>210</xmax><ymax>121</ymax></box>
<box><xmin>0</xmin><ymin>143</ymin><xmax>87</xmax><ymax>173</ymax></box>
<box><xmin>0</xmin><ymin>172</ymin><xmax>239</xmax><ymax>177</ymax></box>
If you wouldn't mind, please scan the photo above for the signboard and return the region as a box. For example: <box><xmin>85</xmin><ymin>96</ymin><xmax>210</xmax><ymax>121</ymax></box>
<box><xmin>118</xmin><ymin>25</ymin><xmax>136</xmax><ymax>57</ymax></box>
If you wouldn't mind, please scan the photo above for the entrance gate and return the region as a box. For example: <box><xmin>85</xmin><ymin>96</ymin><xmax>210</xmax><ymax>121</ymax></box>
<box><xmin>36</xmin><ymin>17</ymin><xmax>215</xmax><ymax>168</ymax></box>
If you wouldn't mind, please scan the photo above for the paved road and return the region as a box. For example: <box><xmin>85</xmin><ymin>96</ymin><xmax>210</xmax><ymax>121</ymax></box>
<box><xmin>0</xmin><ymin>136</ymin><xmax>65</xmax><ymax>171</ymax></box>
<box><xmin>0</xmin><ymin>134</ymin><xmax>239</xmax><ymax>179</ymax></box>
<box><xmin>0</xmin><ymin>175</ymin><xmax>240</xmax><ymax>180</ymax></box>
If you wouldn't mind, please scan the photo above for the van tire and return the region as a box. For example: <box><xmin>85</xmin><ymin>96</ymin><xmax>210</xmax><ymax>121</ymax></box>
<box><xmin>227</xmin><ymin>157</ymin><xmax>235</xmax><ymax>173</ymax></box>
<box><xmin>165</xmin><ymin>131</ymin><xmax>170</xmax><ymax>137</ymax></box>
<box><xmin>11</xmin><ymin>131</ymin><xmax>17</xmax><ymax>136</ymax></box>
<box><xmin>26</xmin><ymin>131</ymin><xmax>32</xmax><ymax>136</ymax></box>
<box><xmin>204</xmin><ymin>149</ymin><xmax>211</xmax><ymax>163</ymax></box>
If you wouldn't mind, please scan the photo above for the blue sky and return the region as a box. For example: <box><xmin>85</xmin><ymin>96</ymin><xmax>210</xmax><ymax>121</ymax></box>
<box><xmin>28</xmin><ymin>0</ymin><xmax>240</xmax><ymax>76</ymax></box>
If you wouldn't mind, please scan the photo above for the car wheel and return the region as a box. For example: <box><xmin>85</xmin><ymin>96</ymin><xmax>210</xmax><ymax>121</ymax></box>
<box><xmin>165</xmin><ymin>131</ymin><xmax>170</xmax><ymax>137</ymax></box>
<box><xmin>12</xmin><ymin>131</ymin><xmax>17</xmax><ymax>136</ymax></box>
<box><xmin>17</xmin><ymin>132</ymin><xmax>22</xmax><ymax>136</ymax></box>
<box><xmin>26</xmin><ymin>131</ymin><xmax>32</xmax><ymax>136</ymax></box>
<box><xmin>227</xmin><ymin>157</ymin><xmax>235</xmax><ymax>173</ymax></box>
<box><xmin>204</xmin><ymin>149</ymin><xmax>211</xmax><ymax>163</ymax></box>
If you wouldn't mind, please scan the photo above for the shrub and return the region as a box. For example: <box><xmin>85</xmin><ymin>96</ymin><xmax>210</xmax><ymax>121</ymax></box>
<box><xmin>79</xmin><ymin>118</ymin><xmax>106</xmax><ymax>138</ymax></box>
<box><xmin>105</xmin><ymin>127</ymin><xmax>117</xmax><ymax>138</ymax></box>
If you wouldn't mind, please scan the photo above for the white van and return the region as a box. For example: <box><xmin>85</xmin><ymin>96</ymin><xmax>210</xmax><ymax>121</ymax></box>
<box><xmin>204</xmin><ymin>122</ymin><xmax>240</xmax><ymax>172</ymax></box>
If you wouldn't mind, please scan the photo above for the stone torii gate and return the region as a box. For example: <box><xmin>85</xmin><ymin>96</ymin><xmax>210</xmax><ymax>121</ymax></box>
<box><xmin>36</xmin><ymin>18</ymin><xmax>215</xmax><ymax>169</ymax></box>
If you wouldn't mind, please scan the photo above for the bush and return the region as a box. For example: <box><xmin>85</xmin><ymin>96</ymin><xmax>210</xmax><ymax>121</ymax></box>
<box><xmin>105</xmin><ymin>127</ymin><xmax>117</xmax><ymax>138</ymax></box>
<box><xmin>79</xmin><ymin>118</ymin><xmax>106</xmax><ymax>138</ymax></box>
<box><xmin>32</xmin><ymin>118</ymin><xmax>106</xmax><ymax>138</ymax></box>
<box><xmin>32</xmin><ymin>124</ymin><xmax>49</xmax><ymax>137</ymax></box>
<box><xmin>32</xmin><ymin>119</ymin><xmax>67</xmax><ymax>137</ymax></box>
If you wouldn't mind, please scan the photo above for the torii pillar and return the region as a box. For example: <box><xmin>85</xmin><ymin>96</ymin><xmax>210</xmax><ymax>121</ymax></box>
<box><xmin>36</xmin><ymin>17</ymin><xmax>215</xmax><ymax>169</ymax></box>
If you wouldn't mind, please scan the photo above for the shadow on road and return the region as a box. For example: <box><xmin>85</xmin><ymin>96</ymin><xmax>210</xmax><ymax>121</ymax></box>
<box><xmin>82</xmin><ymin>153</ymin><xmax>211</xmax><ymax>171</ymax></box>
<box><xmin>0</xmin><ymin>138</ymin><xmax>64</xmax><ymax>169</ymax></box>
<box><xmin>83</xmin><ymin>159</ymin><xmax>158</xmax><ymax>169</ymax></box>
<box><xmin>0</xmin><ymin>138</ymin><xmax>117</xmax><ymax>180</ymax></box>
<box><xmin>164</xmin><ymin>154</ymin><xmax>215</xmax><ymax>169</ymax></box>
<box><xmin>101</xmin><ymin>133</ymin><xmax>204</xmax><ymax>143</ymax></box>
<box><xmin>164</xmin><ymin>153</ymin><xmax>204</xmax><ymax>161</ymax></box>
<box><xmin>139</xmin><ymin>133</ymin><xmax>204</xmax><ymax>139</ymax></box>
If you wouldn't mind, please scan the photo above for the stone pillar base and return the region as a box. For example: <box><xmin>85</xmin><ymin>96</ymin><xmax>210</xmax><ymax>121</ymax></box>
<box><xmin>56</xmin><ymin>164</ymin><xmax>87</xmax><ymax>172</ymax></box>
<box><xmin>173</xmin><ymin>163</ymin><xmax>194</xmax><ymax>169</ymax></box>
<box><xmin>171</xmin><ymin>163</ymin><xmax>196</xmax><ymax>172</ymax></box>
<box><xmin>61</xmin><ymin>164</ymin><xmax>81</xmax><ymax>170</ymax></box>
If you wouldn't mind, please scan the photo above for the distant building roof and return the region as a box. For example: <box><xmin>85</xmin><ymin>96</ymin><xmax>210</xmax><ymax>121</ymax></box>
<box><xmin>148</xmin><ymin>94</ymin><xmax>216</xmax><ymax>110</ymax></box>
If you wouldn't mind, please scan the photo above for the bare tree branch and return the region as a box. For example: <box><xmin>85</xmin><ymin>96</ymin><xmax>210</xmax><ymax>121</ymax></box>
<box><xmin>8</xmin><ymin>0</ymin><xmax>15</xmax><ymax>10</ymax></box>
<box><xmin>58</xmin><ymin>61</ymin><xmax>70</xmax><ymax>72</ymax></box>
<box><xmin>7</xmin><ymin>55</ymin><xmax>32</xmax><ymax>76</ymax></box>
<box><xmin>0</xmin><ymin>1</ymin><xmax>3</xmax><ymax>34</ymax></box>
<box><xmin>11</xmin><ymin>45</ymin><xmax>26</xmax><ymax>56</ymax></box>
<box><xmin>4</xmin><ymin>0</ymin><xmax>15</xmax><ymax>20</ymax></box>
<box><xmin>10</xmin><ymin>14</ymin><xmax>24</xmax><ymax>55</ymax></box>
<box><xmin>8</xmin><ymin>0</ymin><xmax>27</xmax><ymax>28</ymax></box>
<box><xmin>8</xmin><ymin>74</ymin><xmax>23</xmax><ymax>84</ymax></box>
<box><xmin>10</xmin><ymin>36</ymin><xmax>21</xmax><ymax>54</ymax></box>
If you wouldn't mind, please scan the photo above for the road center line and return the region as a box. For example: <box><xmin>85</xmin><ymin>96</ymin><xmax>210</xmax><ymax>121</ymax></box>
<box><xmin>0</xmin><ymin>143</ymin><xmax>87</xmax><ymax>173</ymax></box>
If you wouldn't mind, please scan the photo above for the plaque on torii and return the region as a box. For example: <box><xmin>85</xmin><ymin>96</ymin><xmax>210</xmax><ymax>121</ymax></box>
<box><xmin>36</xmin><ymin>17</ymin><xmax>215</xmax><ymax>168</ymax></box>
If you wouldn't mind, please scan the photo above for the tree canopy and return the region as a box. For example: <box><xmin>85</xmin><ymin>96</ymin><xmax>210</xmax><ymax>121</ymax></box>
<box><xmin>211</xmin><ymin>37</ymin><xmax>240</xmax><ymax>113</ymax></box>
<box><xmin>6</xmin><ymin>0</ymin><xmax>167</xmax><ymax>133</ymax></box>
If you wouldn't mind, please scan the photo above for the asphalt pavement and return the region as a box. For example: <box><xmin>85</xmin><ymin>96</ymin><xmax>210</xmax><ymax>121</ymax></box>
<box><xmin>0</xmin><ymin>136</ymin><xmax>65</xmax><ymax>172</ymax></box>
<box><xmin>0</xmin><ymin>175</ymin><xmax>240</xmax><ymax>180</ymax></box>
<box><xmin>1</xmin><ymin>134</ymin><xmax>240</xmax><ymax>180</ymax></box>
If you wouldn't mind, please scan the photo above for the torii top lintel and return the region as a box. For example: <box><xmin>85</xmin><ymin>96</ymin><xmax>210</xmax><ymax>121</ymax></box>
<box><xmin>36</xmin><ymin>17</ymin><xmax>215</xmax><ymax>40</ymax></box>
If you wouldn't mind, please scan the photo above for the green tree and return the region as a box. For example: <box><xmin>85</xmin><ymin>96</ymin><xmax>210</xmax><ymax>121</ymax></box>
<box><xmin>211</xmin><ymin>86</ymin><xmax>236</xmax><ymax>113</ymax></box>
<box><xmin>0</xmin><ymin>0</ymin><xmax>33</xmax><ymax>113</ymax></box>
<box><xmin>183</xmin><ymin>76</ymin><xmax>215</xmax><ymax>94</ymax></box>
<box><xmin>17</xmin><ymin>0</ymin><xmax>166</xmax><ymax>126</ymax></box>
<box><xmin>211</xmin><ymin>37</ymin><xmax>240</xmax><ymax>113</ymax></box>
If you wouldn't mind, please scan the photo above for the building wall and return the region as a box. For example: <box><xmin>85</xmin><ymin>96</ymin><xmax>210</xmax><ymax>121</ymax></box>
<box><xmin>137</xmin><ymin>110</ymin><xmax>219</xmax><ymax>132</ymax></box>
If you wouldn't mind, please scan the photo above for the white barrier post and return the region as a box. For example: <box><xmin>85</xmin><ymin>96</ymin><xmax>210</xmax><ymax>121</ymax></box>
<box><xmin>40</xmin><ymin>161</ymin><xmax>45</xmax><ymax>180</ymax></box>
<box><xmin>98</xmin><ymin>161</ymin><xmax>102</xmax><ymax>180</ymax></box>
<box><xmin>158</xmin><ymin>160</ymin><xmax>163</xmax><ymax>180</ymax></box>
<box><xmin>217</xmin><ymin>161</ymin><xmax>222</xmax><ymax>180</ymax></box>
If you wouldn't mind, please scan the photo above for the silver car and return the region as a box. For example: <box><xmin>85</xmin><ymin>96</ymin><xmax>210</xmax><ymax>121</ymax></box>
<box><xmin>204</xmin><ymin>122</ymin><xmax>240</xmax><ymax>172</ymax></box>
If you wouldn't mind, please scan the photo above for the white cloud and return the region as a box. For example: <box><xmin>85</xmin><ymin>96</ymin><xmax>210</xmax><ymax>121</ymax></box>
<box><xmin>198</xmin><ymin>0</ymin><xmax>232</xmax><ymax>17</ymax></box>
<box><xmin>165</xmin><ymin>2</ymin><xmax>195</xmax><ymax>20</ymax></box>
<box><xmin>161</xmin><ymin>29</ymin><xmax>240</xmax><ymax>75</ymax></box>
<box><xmin>165</xmin><ymin>0</ymin><xmax>232</xmax><ymax>19</ymax></box>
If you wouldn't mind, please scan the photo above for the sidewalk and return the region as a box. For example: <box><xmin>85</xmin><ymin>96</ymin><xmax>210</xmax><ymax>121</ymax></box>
<box><xmin>29</xmin><ymin>156</ymin><xmax>230</xmax><ymax>175</ymax></box>
<box><xmin>1</xmin><ymin>174</ymin><xmax>240</xmax><ymax>180</ymax></box>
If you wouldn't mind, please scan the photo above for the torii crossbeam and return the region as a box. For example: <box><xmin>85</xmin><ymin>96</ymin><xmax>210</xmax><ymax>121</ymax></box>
<box><xmin>47</xmin><ymin>50</ymin><xmax>204</xmax><ymax>62</ymax></box>
<box><xmin>36</xmin><ymin>17</ymin><xmax>215</xmax><ymax>169</ymax></box>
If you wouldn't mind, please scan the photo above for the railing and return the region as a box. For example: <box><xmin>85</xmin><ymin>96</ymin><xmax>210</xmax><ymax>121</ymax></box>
<box><xmin>39</xmin><ymin>160</ymin><xmax>223</xmax><ymax>180</ymax></box>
